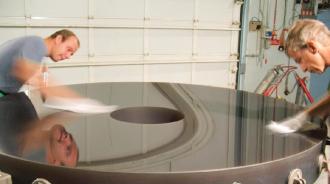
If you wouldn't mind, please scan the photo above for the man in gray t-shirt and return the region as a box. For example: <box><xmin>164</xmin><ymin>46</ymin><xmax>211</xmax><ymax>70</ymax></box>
<box><xmin>0</xmin><ymin>29</ymin><xmax>80</xmax><ymax>98</ymax></box>
<box><xmin>0</xmin><ymin>36</ymin><xmax>47</xmax><ymax>93</ymax></box>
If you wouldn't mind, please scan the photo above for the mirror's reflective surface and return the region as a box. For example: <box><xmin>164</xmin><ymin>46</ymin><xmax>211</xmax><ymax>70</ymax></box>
<box><xmin>0</xmin><ymin>82</ymin><xmax>323</xmax><ymax>172</ymax></box>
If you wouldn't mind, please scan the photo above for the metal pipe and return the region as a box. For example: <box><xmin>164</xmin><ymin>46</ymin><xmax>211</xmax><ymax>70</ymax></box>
<box><xmin>237</xmin><ymin>0</ymin><xmax>250</xmax><ymax>90</ymax></box>
<box><xmin>254</xmin><ymin>67</ymin><xmax>279</xmax><ymax>94</ymax></box>
<box><xmin>47</xmin><ymin>59</ymin><xmax>239</xmax><ymax>68</ymax></box>
<box><xmin>294</xmin><ymin>73</ymin><xmax>314</xmax><ymax>104</ymax></box>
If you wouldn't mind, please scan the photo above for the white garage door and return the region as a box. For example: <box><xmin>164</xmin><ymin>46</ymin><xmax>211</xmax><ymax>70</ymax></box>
<box><xmin>0</xmin><ymin>0</ymin><xmax>242</xmax><ymax>88</ymax></box>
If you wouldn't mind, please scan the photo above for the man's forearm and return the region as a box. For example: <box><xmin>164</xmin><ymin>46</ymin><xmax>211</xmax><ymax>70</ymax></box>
<box><xmin>13</xmin><ymin>58</ymin><xmax>80</xmax><ymax>99</ymax></box>
<box><xmin>306</xmin><ymin>94</ymin><xmax>330</xmax><ymax>118</ymax></box>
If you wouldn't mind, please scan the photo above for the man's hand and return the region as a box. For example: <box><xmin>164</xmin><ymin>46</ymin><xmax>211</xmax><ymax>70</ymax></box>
<box><xmin>266</xmin><ymin>111</ymin><xmax>309</xmax><ymax>134</ymax></box>
<box><xmin>44</xmin><ymin>96</ymin><xmax>118</xmax><ymax>114</ymax></box>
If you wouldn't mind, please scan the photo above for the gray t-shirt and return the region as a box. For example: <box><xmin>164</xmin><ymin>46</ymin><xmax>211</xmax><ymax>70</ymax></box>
<box><xmin>0</xmin><ymin>36</ymin><xmax>47</xmax><ymax>93</ymax></box>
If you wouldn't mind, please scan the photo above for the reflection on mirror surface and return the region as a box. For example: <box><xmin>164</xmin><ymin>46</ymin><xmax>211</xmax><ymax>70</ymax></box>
<box><xmin>110</xmin><ymin>106</ymin><xmax>184</xmax><ymax>124</ymax></box>
<box><xmin>0</xmin><ymin>82</ymin><xmax>323</xmax><ymax>173</ymax></box>
<box><xmin>0</xmin><ymin>92</ymin><xmax>78</xmax><ymax>167</ymax></box>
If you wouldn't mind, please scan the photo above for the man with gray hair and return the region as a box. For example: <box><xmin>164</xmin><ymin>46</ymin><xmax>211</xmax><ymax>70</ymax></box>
<box><xmin>268</xmin><ymin>19</ymin><xmax>330</xmax><ymax>133</ymax></box>
<box><xmin>268</xmin><ymin>19</ymin><xmax>330</xmax><ymax>172</ymax></box>
<box><xmin>285</xmin><ymin>19</ymin><xmax>330</xmax><ymax>74</ymax></box>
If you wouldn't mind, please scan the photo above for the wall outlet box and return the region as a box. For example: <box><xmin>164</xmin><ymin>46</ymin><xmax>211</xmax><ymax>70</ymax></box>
<box><xmin>249</xmin><ymin>21</ymin><xmax>262</xmax><ymax>31</ymax></box>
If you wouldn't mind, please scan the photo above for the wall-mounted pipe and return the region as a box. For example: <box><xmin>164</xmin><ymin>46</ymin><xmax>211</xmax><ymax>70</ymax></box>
<box><xmin>237</xmin><ymin>0</ymin><xmax>250</xmax><ymax>90</ymax></box>
<box><xmin>47</xmin><ymin>59</ymin><xmax>240</xmax><ymax>68</ymax></box>
<box><xmin>0</xmin><ymin>17</ymin><xmax>241</xmax><ymax>31</ymax></box>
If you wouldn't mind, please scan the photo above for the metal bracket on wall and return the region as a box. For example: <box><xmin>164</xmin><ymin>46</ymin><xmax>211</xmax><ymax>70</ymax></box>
<box><xmin>238</xmin><ymin>63</ymin><xmax>246</xmax><ymax>74</ymax></box>
<box><xmin>235</xmin><ymin>0</ymin><xmax>244</xmax><ymax>5</ymax></box>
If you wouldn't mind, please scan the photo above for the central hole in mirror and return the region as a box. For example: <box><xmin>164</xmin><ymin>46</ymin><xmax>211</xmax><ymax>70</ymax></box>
<box><xmin>110</xmin><ymin>106</ymin><xmax>184</xmax><ymax>124</ymax></box>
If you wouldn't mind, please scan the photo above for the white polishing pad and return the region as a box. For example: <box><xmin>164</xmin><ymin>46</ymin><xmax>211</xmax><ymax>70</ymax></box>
<box><xmin>44</xmin><ymin>97</ymin><xmax>118</xmax><ymax>114</ymax></box>
<box><xmin>266</xmin><ymin>121</ymin><xmax>296</xmax><ymax>134</ymax></box>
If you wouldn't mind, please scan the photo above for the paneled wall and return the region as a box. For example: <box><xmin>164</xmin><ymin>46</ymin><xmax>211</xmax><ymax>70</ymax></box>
<box><xmin>242</xmin><ymin>0</ymin><xmax>314</xmax><ymax>103</ymax></box>
<box><xmin>0</xmin><ymin>0</ymin><xmax>242</xmax><ymax>88</ymax></box>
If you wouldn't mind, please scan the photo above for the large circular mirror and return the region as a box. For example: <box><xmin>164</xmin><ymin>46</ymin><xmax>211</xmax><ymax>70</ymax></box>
<box><xmin>0</xmin><ymin>82</ymin><xmax>323</xmax><ymax>184</ymax></box>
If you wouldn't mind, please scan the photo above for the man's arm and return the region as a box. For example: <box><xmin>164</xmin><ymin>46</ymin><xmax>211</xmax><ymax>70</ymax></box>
<box><xmin>12</xmin><ymin>58</ymin><xmax>118</xmax><ymax>114</ymax></box>
<box><xmin>12</xmin><ymin>58</ymin><xmax>80</xmax><ymax>99</ymax></box>
<box><xmin>267</xmin><ymin>93</ymin><xmax>330</xmax><ymax>134</ymax></box>
<box><xmin>306</xmin><ymin>93</ymin><xmax>330</xmax><ymax>118</ymax></box>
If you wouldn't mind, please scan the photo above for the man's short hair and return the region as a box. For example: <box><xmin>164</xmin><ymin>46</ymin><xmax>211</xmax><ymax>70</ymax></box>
<box><xmin>285</xmin><ymin>19</ymin><xmax>330</xmax><ymax>54</ymax></box>
<box><xmin>49</xmin><ymin>29</ymin><xmax>80</xmax><ymax>47</ymax></box>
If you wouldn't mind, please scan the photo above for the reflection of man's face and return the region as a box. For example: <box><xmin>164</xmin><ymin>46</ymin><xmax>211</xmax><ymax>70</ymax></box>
<box><xmin>47</xmin><ymin>124</ymin><xmax>78</xmax><ymax>167</ymax></box>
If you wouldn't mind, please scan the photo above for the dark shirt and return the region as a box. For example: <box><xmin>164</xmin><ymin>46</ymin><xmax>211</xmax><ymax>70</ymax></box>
<box><xmin>0</xmin><ymin>92</ymin><xmax>38</xmax><ymax>156</ymax></box>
